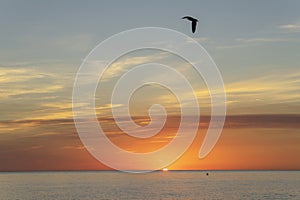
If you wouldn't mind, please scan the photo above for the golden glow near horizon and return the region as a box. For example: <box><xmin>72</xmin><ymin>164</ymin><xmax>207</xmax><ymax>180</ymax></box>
<box><xmin>0</xmin><ymin>115</ymin><xmax>299</xmax><ymax>171</ymax></box>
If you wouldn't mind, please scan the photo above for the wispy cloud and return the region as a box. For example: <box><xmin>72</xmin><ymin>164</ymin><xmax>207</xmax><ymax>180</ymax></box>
<box><xmin>235</xmin><ymin>37</ymin><xmax>291</xmax><ymax>43</ymax></box>
<box><xmin>279</xmin><ymin>23</ymin><xmax>300</xmax><ymax>32</ymax></box>
<box><xmin>0</xmin><ymin>84</ymin><xmax>63</xmax><ymax>99</ymax></box>
<box><xmin>62</xmin><ymin>145</ymin><xmax>85</xmax><ymax>150</ymax></box>
<box><xmin>216</xmin><ymin>22</ymin><xmax>300</xmax><ymax>49</ymax></box>
<box><xmin>217</xmin><ymin>36</ymin><xmax>298</xmax><ymax>49</ymax></box>
<box><xmin>100</xmin><ymin>52</ymin><xmax>168</xmax><ymax>81</ymax></box>
<box><xmin>224</xmin><ymin>70</ymin><xmax>300</xmax><ymax>114</ymax></box>
<box><xmin>97</xmin><ymin>103</ymin><xmax>123</xmax><ymax>110</ymax></box>
<box><xmin>0</xmin><ymin>66</ymin><xmax>70</xmax><ymax>120</ymax></box>
<box><xmin>0</xmin><ymin>67</ymin><xmax>52</xmax><ymax>84</ymax></box>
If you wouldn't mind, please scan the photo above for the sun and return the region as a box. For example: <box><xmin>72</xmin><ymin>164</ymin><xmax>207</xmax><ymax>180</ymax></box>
<box><xmin>162</xmin><ymin>168</ymin><xmax>168</xmax><ymax>172</ymax></box>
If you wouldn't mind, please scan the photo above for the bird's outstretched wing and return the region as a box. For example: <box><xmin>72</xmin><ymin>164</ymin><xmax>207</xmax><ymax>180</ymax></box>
<box><xmin>182</xmin><ymin>16</ymin><xmax>194</xmax><ymax>21</ymax></box>
<box><xmin>192</xmin><ymin>21</ymin><xmax>197</xmax><ymax>33</ymax></box>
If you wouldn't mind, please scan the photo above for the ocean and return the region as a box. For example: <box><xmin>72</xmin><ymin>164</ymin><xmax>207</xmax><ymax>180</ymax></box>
<box><xmin>0</xmin><ymin>171</ymin><xmax>299</xmax><ymax>199</ymax></box>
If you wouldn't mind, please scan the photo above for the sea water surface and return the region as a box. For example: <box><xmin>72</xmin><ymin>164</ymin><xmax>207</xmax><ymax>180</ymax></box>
<box><xmin>0</xmin><ymin>171</ymin><xmax>299</xmax><ymax>199</ymax></box>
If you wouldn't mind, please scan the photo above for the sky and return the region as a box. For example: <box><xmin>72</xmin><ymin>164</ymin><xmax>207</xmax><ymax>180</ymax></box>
<box><xmin>0</xmin><ymin>0</ymin><xmax>300</xmax><ymax>171</ymax></box>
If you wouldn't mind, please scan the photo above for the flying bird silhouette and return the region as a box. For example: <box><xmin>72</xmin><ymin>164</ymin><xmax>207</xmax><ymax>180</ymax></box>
<box><xmin>182</xmin><ymin>16</ymin><xmax>198</xmax><ymax>33</ymax></box>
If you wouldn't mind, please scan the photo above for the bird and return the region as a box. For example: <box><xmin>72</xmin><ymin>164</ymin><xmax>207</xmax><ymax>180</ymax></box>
<box><xmin>182</xmin><ymin>16</ymin><xmax>199</xmax><ymax>33</ymax></box>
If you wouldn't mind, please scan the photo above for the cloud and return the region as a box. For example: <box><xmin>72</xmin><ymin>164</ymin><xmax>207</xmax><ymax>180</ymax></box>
<box><xmin>235</xmin><ymin>37</ymin><xmax>291</xmax><ymax>43</ymax></box>
<box><xmin>0</xmin><ymin>84</ymin><xmax>63</xmax><ymax>99</ymax></box>
<box><xmin>0</xmin><ymin>120</ymin><xmax>38</xmax><ymax>132</ymax></box>
<box><xmin>0</xmin><ymin>65</ymin><xmax>74</xmax><ymax>121</ymax></box>
<box><xmin>62</xmin><ymin>145</ymin><xmax>85</xmax><ymax>150</ymax></box>
<box><xmin>0</xmin><ymin>67</ymin><xmax>65</xmax><ymax>98</ymax></box>
<box><xmin>91</xmin><ymin>52</ymin><xmax>169</xmax><ymax>82</ymax></box>
<box><xmin>217</xmin><ymin>38</ymin><xmax>291</xmax><ymax>49</ymax></box>
<box><xmin>22</xmin><ymin>109</ymin><xmax>74</xmax><ymax>121</ymax></box>
<box><xmin>29</xmin><ymin>145</ymin><xmax>43</xmax><ymax>150</ymax></box>
<box><xmin>217</xmin><ymin>35</ymin><xmax>300</xmax><ymax>49</ymax></box>
<box><xmin>97</xmin><ymin>103</ymin><xmax>123</xmax><ymax>110</ymax></box>
<box><xmin>152</xmin><ymin>69</ymin><xmax>300</xmax><ymax>114</ymax></box>
<box><xmin>279</xmin><ymin>23</ymin><xmax>300</xmax><ymax>32</ymax></box>
<box><xmin>0</xmin><ymin>67</ymin><xmax>50</xmax><ymax>84</ymax></box>
<box><xmin>41</xmin><ymin>102</ymin><xmax>73</xmax><ymax>109</ymax></box>
<box><xmin>224</xmin><ymin>70</ymin><xmax>300</xmax><ymax>114</ymax></box>
<box><xmin>104</xmin><ymin>56</ymin><xmax>154</xmax><ymax>79</ymax></box>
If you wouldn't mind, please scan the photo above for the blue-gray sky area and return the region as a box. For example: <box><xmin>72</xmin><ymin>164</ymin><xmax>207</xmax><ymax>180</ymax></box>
<box><xmin>1</xmin><ymin>0</ymin><xmax>300</xmax><ymax>121</ymax></box>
